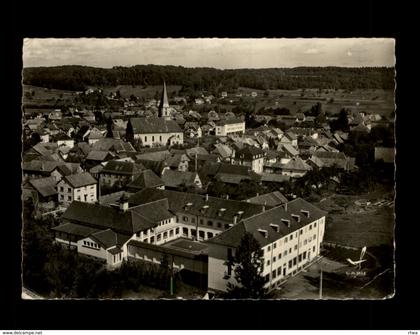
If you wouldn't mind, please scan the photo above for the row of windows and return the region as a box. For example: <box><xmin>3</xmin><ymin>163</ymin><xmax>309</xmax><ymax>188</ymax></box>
<box><xmin>144</xmin><ymin>135</ymin><xmax>163</xmax><ymax>143</ymax></box>
<box><xmin>265</xmin><ymin>222</ymin><xmax>318</xmax><ymax>252</ymax></box>
<box><xmin>113</xmin><ymin>253</ymin><xmax>122</xmax><ymax>263</ymax></box>
<box><xmin>266</xmin><ymin>245</ymin><xmax>317</xmax><ymax>266</ymax></box>
<box><xmin>179</xmin><ymin>216</ymin><xmax>229</xmax><ymax>230</ymax></box>
<box><xmin>141</xmin><ymin>227</ymin><xmax>181</xmax><ymax>243</ymax></box>
<box><xmin>59</xmin><ymin>186</ymin><xmax>95</xmax><ymax>192</ymax></box>
<box><xmin>83</xmin><ymin>240</ymin><xmax>99</xmax><ymax>249</ymax></box>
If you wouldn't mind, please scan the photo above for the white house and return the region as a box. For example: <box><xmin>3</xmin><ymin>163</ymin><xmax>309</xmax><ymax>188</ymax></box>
<box><xmin>56</xmin><ymin>172</ymin><xmax>97</xmax><ymax>206</ymax></box>
<box><xmin>215</xmin><ymin>118</ymin><xmax>245</xmax><ymax>136</ymax></box>
<box><xmin>206</xmin><ymin>198</ymin><xmax>327</xmax><ymax>293</ymax></box>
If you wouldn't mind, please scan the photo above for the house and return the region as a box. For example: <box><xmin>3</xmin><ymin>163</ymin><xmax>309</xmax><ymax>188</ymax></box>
<box><xmin>246</xmin><ymin>191</ymin><xmax>288</xmax><ymax>207</ymax></box>
<box><xmin>206</xmin><ymin>198</ymin><xmax>327</xmax><ymax>293</ymax></box>
<box><xmin>48</xmin><ymin>110</ymin><xmax>62</xmax><ymax>121</ymax></box>
<box><xmin>129</xmin><ymin>117</ymin><xmax>184</xmax><ymax>147</ymax></box>
<box><xmin>25</xmin><ymin>176</ymin><xmax>58</xmax><ymax>205</ymax></box>
<box><xmin>56</xmin><ymin>172</ymin><xmax>97</xmax><ymax>206</ymax></box>
<box><xmin>281</xmin><ymin>157</ymin><xmax>312</xmax><ymax>178</ymax></box>
<box><xmin>184</xmin><ymin>122</ymin><xmax>202</xmax><ymax>138</ymax></box>
<box><xmin>91</xmin><ymin>138</ymin><xmax>136</xmax><ymax>154</ymax></box>
<box><xmin>126</xmin><ymin>169</ymin><xmax>165</xmax><ymax>192</ymax></box>
<box><xmin>312</xmin><ymin>151</ymin><xmax>355</xmax><ymax>171</ymax></box>
<box><xmin>54</xmin><ymin>133</ymin><xmax>75</xmax><ymax>148</ymax></box>
<box><xmin>161</xmin><ymin>170</ymin><xmax>202</xmax><ymax>190</ymax></box>
<box><xmin>215</xmin><ymin>118</ymin><xmax>245</xmax><ymax>136</ymax></box>
<box><xmin>85</xmin><ymin>150</ymin><xmax>115</xmax><ymax>169</ymax></box>
<box><xmin>51</xmin><ymin>198</ymin><xmax>178</xmax><ymax>268</ymax></box>
<box><xmin>234</xmin><ymin>145</ymin><xmax>265</xmax><ymax>174</ymax></box>
<box><xmin>212</xmin><ymin>143</ymin><xmax>235</xmax><ymax>163</ymax></box>
<box><xmin>165</xmin><ymin>153</ymin><xmax>190</xmax><ymax>172</ymax></box>
<box><xmin>99</xmin><ymin>160</ymin><xmax>145</xmax><ymax>190</ymax></box>
<box><xmin>129</xmin><ymin>188</ymin><xmax>265</xmax><ymax>242</ymax></box>
<box><xmin>88</xmin><ymin>128</ymin><xmax>106</xmax><ymax>145</ymax></box>
<box><xmin>22</xmin><ymin>160</ymin><xmax>65</xmax><ymax>180</ymax></box>
<box><xmin>278</xmin><ymin>143</ymin><xmax>299</xmax><ymax>158</ymax></box>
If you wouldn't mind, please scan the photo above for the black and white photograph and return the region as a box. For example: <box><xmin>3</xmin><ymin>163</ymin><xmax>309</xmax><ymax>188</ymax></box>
<box><xmin>21</xmin><ymin>38</ymin><xmax>395</xmax><ymax>300</ymax></box>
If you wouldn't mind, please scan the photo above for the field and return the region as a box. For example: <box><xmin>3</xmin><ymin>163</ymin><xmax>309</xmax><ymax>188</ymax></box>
<box><xmin>315</xmin><ymin>189</ymin><xmax>395</xmax><ymax>248</ymax></box>
<box><xmin>98</xmin><ymin>84</ymin><xmax>183</xmax><ymax>99</ymax></box>
<box><xmin>254</xmin><ymin>88</ymin><xmax>395</xmax><ymax>117</ymax></box>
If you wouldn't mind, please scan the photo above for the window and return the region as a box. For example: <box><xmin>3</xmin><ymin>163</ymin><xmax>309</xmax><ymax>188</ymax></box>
<box><xmin>217</xmin><ymin>222</ymin><xmax>222</xmax><ymax>228</ymax></box>
<box><xmin>175</xmin><ymin>228</ymin><xmax>179</xmax><ymax>235</ymax></box>
<box><xmin>267</xmin><ymin>245</ymin><xmax>271</xmax><ymax>252</ymax></box>
<box><xmin>152</xmin><ymin>136</ymin><xmax>154</xmax><ymax>142</ymax></box>
<box><xmin>207</xmin><ymin>221</ymin><xmax>213</xmax><ymax>226</ymax></box>
<box><xmin>313</xmin><ymin>234</ymin><xmax>316</xmax><ymax>240</ymax></box>
<box><xmin>76</xmin><ymin>189</ymin><xmax>80</xmax><ymax>192</ymax></box>
<box><xmin>314</xmin><ymin>222</ymin><xmax>317</xmax><ymax>227</ymax></box>
<box><xmin>208</xmin><ymin>232</ymin><xmax>213</xmax><ymax>238</ymax></box>
<box><xmin>278</xmin><ymin>253</ymin><xmax>282</xmax><ymax>260</ymax></box>
<box><xmin>191</xmin><ymin>218</ymin><xmax>196</xmax><ymax>223</ymax></box>
<box><xmin>60</xmin><ymin>195</ymin><xmax>64</xmax><ymax>200</ymax></box>
<box><xmin>182</xmin><ymin>227</ymin><xmax>188</xmax><ymax>236</ymax></box>
<box><xmin>285</xmin><ymin>237</ymin><xmax>288</xmax><ymax>243</ymax></box>
<box><xmin>273</xmin><ymin>256</ymin><xmax>276</xmax><ymax>262</ymax></box>
<box><xmin>183</xmin><ymin>216</ymin><xmax>188</xmax><ymax>222</ymax></box>
<box><xmin>160</xmin><ymin>136</ymin><xmax>162</xmax><ymax>142</ymax></box>
<box><xmin>290</xmin><ymin>234</ymin><xmax>293</xmax><ymax>241</ymax></box>
<box><xmin>200</xmin><ymin>219</ymin><xmax>204</xmax><ymax>225</ymax></box>
<box><xmin>143</xmin><ymin>238</ymin><xmax>148</xmax><ymax>243</ymax></box>
<box><xmin>293</xmin><ymin>257</ymin><xmax>297</xmax><ymax>266</ymax></box>
<box><xmin>157</xmin><ymin>234</ymin><xmax>161</xmax><ymax>241</ymax></box>
<box><xmin>288</xmin><ymin>260</ymin><xmax>292</xmax><ymax>269</ymax></box>
<box><xmin>300</xmin><ymin>229</ymin><xmax>303</xmax><ymax>235</ymax></box>
<box><xmin>163</xmin><ymin>232</ymin><xmax>168</xmax><ymax>239</ymax></box>
<box><xmin>150</xmin><ymin>236</ymin><xmax>155</xmax><ymax>243</ymax></box>
<box><xmin>68</xmin><ymin>188</ymin><xmax>71</xmax><ymax>193</ymax></box>
<box><xmin>303</xmin><ymin>251</ymin><xmax>306</xmax><ymax>259</ymax></box>
<box><xmin>224</xmin><ymin>224</ymin><xmax>230</xmax><ymax>229</ymax></box>
<box><xmin>273</xmin><ymin>243</ymin><xmax>277</xmax><ymax>249</ymax></box>
<box><xmin>191</xmin><ymin>229</ymin><xmax>196</xmax><ymax>237</ymax></box>
<box><xmin>90</xmin><ymin>186</ymin><xmax>94</xmax><ymax>190</ymax></box>
<box><xmin>77</xmin><ymin>196</ymin><xmax>81</xmax><ymax>201</ymax></box>
<box><xmin>284</xmin><ymin>250</ymin><xmax>287</xmax><ymax>256</ymax></box>
<box><xmin>265</xmin><ymin>274</ymin><xmax>270</xmax><ymax>283</ymax></box>
<box><xmin>136</xmin><ymin>232</ymin><xmax>140</xmax><ymax>237</ymax></box>
<box><xmin>272</xmin><ymin>270</ymin><xmax>276</xmax><ymax>278</ymax></box>
<box><xmin>313</xmin><ymin>246</ymin><xmax>316</xmax><ymax>252</ymax></box>
<box><xmin>289</xmin><ymin>248</ymin><xmax>292</xmax><ymax>253</ymax></box>
<box><xmin>145</xmin><ymin>136</ymin><xmax>147</xmax><ymax>142</ymax></box>
<box><xmin>298</xmin><ymin>254</ymin><xmax>302</xmax><ymax>262</ymax></box>
<box><xmin>60</xmin><ymin>187</ymin><xmax>64</xmax><ymax>191</ymax></box>
<box><xmin>169</xmin><ymin>230</ymin><xmax>174</xmax><ymax>237</ymax></box>
<box><xmin>309</xmin><ymin>225</ymin><xmax>312</xmax><ymax>230</ymax></box>
<box><xmin>199</xmin><ymin>230</ymin><xmax>205</xmax><ymax>238</ymax></box>
<box><xmin>68</xmin><ymin>196</ymin><xmax>72</xmax><ymax>201</ymax></box>
<box><xmin>266</xmin><ymin>260</ymin><xmax>270</xmax><ymax>266</ymax></box>
<box><xmin>277</xmin><ymin>267</ymin><xmax>282</xmax><ymax>276</ymax></box>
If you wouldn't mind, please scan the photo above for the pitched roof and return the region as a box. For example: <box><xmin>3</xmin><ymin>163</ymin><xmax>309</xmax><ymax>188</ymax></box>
<box><xmin>283</xmin><ymin>157</ymin><xmax>312</xmax><ymax>172</ymax></box>
<box><xmin>136</xmin><ymin>150</ymin><xmax>171</xmax><ymax>162</ymax></box>
<box><xmin>165</xmin><ymin>153</ymin><xmax>190</xmax><ymax>168</ymax></box>
<box><xmin>279</xmin><ymin>143</ymin><xmax>299</xmax><ymax>157</ymax></box>
<box><xmin>260</xmin><ymin>173</ymin><xmax>290</xmax><ymax>183</ymax></box>
<box><xmin>129</xmin><ymin>188</ymin><xmax>265</xmax><ymax>223</ymax></box>
<box><xmin>22</xmin><ymin>160</ymin><xmax>62</xmax><ymax>173</ymax></box>
<box><xmin>129</xmin><ymin>117</ymin><xmax>182</xmax><ymax>134</ymax></box>
<box><xmin>247</xmin><ymin>191</ymin><xmax>288</xmax><ymax>207</ymax></box>
<box><xmin>90</xmin><ymin>229</ymin><xmax>131</xmax><ymax>249</ymax></box>
<box><xmin>62</xmin><ymin>172</ymin><xmax>97</xmax><ymax>188</ymax></box>
<box><xmin>51</xmin><ymin>222</ymin><xmax>101</xmax><ymax>237</ymax></box>
<box><xmin>127</xmin><ymin>169</ymin><xmax>164</xmax><ymax>190</ymax></box>
<box><xmin>161</xmin><ymin>170</ymin><xmax>199</xmax><ymax>188</ymax></box>
<box><xmin>212</xmin><ymin>143</ymin><xmax>234</xmax><ymax>159</ymax></box>
<box><xmin>86</xmin><ymin>150</ymin><xmax>113</xmax><ymax>161</ymax></box>
<box><xmin>101</xmin><ymin>160</ymin><xmax>145</xmax><ymax>175</ymax></box>
<box><xmin>207</xmin><ymin>198</ymin><xmax>327</xmax><ymax>248</ymax></box>
<box><xmin>236</xmin><ymin>145</ymin><xmax>265</xmax><ymax>160</ymax></box>
<box><xmin>28</xmin><ymin>176</ymin><xmax>57</xmax><ymax>197</ymax></box>
<box><xmin>91</xmin><ymin>138</ymin><xmax>136</xmax><ymax>152</ymax></box>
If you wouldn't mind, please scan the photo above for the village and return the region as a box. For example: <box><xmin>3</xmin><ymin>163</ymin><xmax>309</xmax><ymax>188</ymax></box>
<box><xmin>22</xmin><ymin>75</ymin><xmax>395</xmax><ymax>299</ymax></box>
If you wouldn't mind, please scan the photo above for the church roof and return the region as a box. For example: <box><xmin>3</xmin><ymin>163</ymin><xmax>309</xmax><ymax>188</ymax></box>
<box><xmin>158</xmin><ymin>81</ymin><xmax>170</xmax><ymax>114</ymax></box>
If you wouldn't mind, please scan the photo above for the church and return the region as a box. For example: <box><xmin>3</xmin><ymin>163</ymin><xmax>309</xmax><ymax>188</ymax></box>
<box><xmin>128</xmin><ymin>81</ymin><xmax>184</xmax><ymax>147</ymax></box>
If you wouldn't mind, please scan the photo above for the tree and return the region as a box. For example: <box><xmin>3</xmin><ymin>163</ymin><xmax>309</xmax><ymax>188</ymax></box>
<box><xmin>226</xmin><ymin>232</ymin><xmax>267</xmax><ymax>299</ymax></box>
<box><xmin>125</xmin><ymin>119</ymin><xmax>135</xmax><ymax>144</ymax></box>
<box><xmin>106</xmin><ymin>116</ymin><xmax>114</xmax><ymax>138</ymax></box>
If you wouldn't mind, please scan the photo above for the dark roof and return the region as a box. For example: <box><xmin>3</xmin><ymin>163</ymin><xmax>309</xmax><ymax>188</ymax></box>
<box><xmin>62</xmin><ymin>172</ymin><xmax>97</xmax><ymax>188</ymax></box>
<box><xmin>260</xmin><ymin>173</ymin><xmax>290</xmax><ymax>183</ymax></box>
<box><xmin>236</xmin><ymin>145</ymin><xmax>265</xmax><ymax>160</ymax></box>
<box><xmin>22</xmin><ymin>160</ymin><xmax>62</xmax><ymax>173</ymax></box>
<box><xmin>91</xmin><ymin>138</ymin><xmax>136</xmax><ymax>152</ymax></box>
<box><xmin>54</xmin><ymin>133</ymin><xmax>73</xmax><ymax>141</ymax></box>
<box><xmin>161</xmin><ymin>170</ymin><xmax>199</xmax><ymax>188</ymax></box>
<box><xmin>28</xmin><ymin>177</ymin><xmax>57</xmax><ymax>197</ymax></box>
<box><xmin>61</xmin><ymin>199</ymin><xmax>173</xmax><ymax>235</ymax></box>
<box><xmin>207</xmin><ymin>198</ymin><xmax>327</xmax><ymax>248</ymax></box>
<box><xmin>86</xmin><ymin>150</ymin><xmax>114</xmax><ymax>161</ymax></box>
<box><xmin>247</xmin><ymin>191</ymin><xmax>288</xmax><ymax>207</ymax></box>
<box><xmin>52</xmin><ymin>222</ymin><xmax>101</xmax><ymax>237</ymax></box>
<box><xmin>283</xmin><ymin>157</ymin><xmax>312</xmax><ymax>172</ymax></box>
<box><xmin>90</xmin><ymin>229</ymin><xmax>131</xmax><ymax>249</ymax></box>
<box><xmin>101</xmin><ymin>160</ymin><xmax>145</xmax><ymax>175</ymax></box>
<box><xmin>136</xmin><ymin>159</ymin><xmax>168</xmax><ymax>176</ymax></box>
<box><xmin>130</xmin><ymin>117</ymin><xmax>182</xmax><ymax>134</ymax></box>
<box><xmin>127</xmin><ymin>169</ymin><xmax>164</xmax><ymax>190</ymax></box>
<box><xmin>129</xmin><ymin>188</ymin><xmax>265</xmax><ymax>223</ymax></box>
<box><xmin>136</xmin><ymin>150</ymin><xmax>171</xmax><ymax>162</ymax></box>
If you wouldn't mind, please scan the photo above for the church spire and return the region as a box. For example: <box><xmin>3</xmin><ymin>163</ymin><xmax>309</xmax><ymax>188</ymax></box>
<box><xmin>158</xmin><ymin>80</ymin><xmax>170</xmax><ymax>119</ymax></box>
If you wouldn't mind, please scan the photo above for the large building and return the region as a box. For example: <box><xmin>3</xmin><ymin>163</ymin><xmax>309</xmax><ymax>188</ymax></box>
<box><xmin>128</xmin><ymin>82</ymin><xmax>183</xmax><ymax>147</ymax></box>
<box><xmin>56</xmin><ymin>172</ymin><xmax>97</xmax><ymax>206</ymax></box>
<box><xmin>215</xmin><ymin>118</ymin><xmax>245</xmax><ymax>136</ymax></box>
<box><xmin>206</xmin><ymin>198</ymin><xmax>327</xmax><ymax>293</ymax></box>
<box><xmin>234</xmin><ymin>145</ymin><xmax>265</xmax><ymax>174</ymax></box>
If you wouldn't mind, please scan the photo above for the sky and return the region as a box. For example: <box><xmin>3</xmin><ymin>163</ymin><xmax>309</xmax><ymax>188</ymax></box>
<box><xmin>23</xmin><ymin>38</ymin><xmax>395</xmax><ymax>69</ymax></box>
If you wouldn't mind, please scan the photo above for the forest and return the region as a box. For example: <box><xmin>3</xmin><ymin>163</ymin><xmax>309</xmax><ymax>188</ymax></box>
<box><xmin>22</xmin><ymin>65</ymin><xmax>395</xmax><ymax>92</ymax></box>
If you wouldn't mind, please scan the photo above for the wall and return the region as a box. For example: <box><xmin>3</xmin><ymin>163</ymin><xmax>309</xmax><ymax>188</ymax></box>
<box><xmin>134</xmin><ymin>132</ymin><xmax>184</xmax><ymax>146</ymax></box>
<box><xmin>57</xmin><ymin>181</ymin><xmax>97</xmax><ymax>206</ymax></box>
<box><xmin>77</xmin><ymin>237</ymin><xmax>108</xmax><ymax>260</ymax></box>
<box><xmin>207</xmin><ymin>243</ymin><xmax>237</xmax><ymax>292</ymax></box>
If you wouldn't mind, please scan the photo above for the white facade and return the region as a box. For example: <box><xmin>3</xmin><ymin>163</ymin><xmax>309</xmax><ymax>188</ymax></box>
<box><xmin>57</xmin><ymin>139</ymin><xmax>75</xmax><ymax>148</ymax></box>
<box><xmin>57</xmin><ymin>181</ymin><xmax>97</xmax><ymax>206</ymax></box>
<box><xmin>207</xmin><ymin>216</ymin><xmax>326</xmax><ymax>293</ymax></box>
<box><xmin>215</xmin><ymin>122</ymin><xmax>245</xmax><ymax>136</ymax></box>
<box><xmin>134</xmin><ymin>132</ymin><xmax>183</xmax><ymax>147</ymax></box>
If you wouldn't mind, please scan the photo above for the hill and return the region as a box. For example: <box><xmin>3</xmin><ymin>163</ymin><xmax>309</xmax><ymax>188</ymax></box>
<box><xmin>22</xmin><ymin>65</ymin><xmax>395</xmax><ymax>92</ymax></box>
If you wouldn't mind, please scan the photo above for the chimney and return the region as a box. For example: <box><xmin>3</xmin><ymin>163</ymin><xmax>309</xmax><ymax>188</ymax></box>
<box><xmin>226</xmin><ymin>194</ymin><xmax>229</xmax><ymax>200</ymax></box>
<box><xmin>262</xmin><ymin>205</ymin><xmax>265</xmax><ymax>212</ymax></box>
<box><xmin>205</xmin><ymin>194</ymin><xmax>209</xmax><ymax>201</ymax></box>
<box><xmin>120</xmin><ymin>201</ymin><xmax>129</xmax><ymax>212</ymax></box>
<box><xmin>233</xmin><ymin>215</ymin><xmax>238</xmax><ymax>224</ymax></box>
<box><xmin>284</xmin><ymin>202</ymin><xmax>288</xmax><ymax>212</ymax></box>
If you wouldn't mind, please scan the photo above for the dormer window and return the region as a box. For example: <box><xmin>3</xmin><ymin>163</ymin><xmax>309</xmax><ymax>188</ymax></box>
<box><xmin>301</xmin><ymin>210</ymin><xmax>310</xmax><ymax>218</ymax></box>
<box><xmin>218</xmin><ymin>208</ymin><xmax>226</xmax><ymax>216</ymax></box>
<box><xmin>270</xmin><ymin>224</ymin><xmax>280</xmax><ymax>233</ymax></box>
<box><xmin>292</xmin><ymin>214</ymin><xmax>301</xmax><ymax>223</ymax></box>
<box><xmin>281</xmin><ymin>219</ymin><xmax>291</xmax><ymax>228</ymax></box>
<box><xmin>258</xmin><ymin>229</ymin><xmax>268</xmax><ymax>238</ymax></box>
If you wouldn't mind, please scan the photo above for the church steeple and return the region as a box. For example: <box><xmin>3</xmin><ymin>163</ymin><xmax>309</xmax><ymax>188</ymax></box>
<box><xmin>158</xmin><ymin>81</ymin><xmax>170</xmax><ymax>120</ymax></box>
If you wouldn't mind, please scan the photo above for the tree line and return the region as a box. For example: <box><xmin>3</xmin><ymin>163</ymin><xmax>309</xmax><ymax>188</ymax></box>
<box><xmin>23</xmin><ymin>65</ymin><xmax>395</xmax><ymax>92</ymax></box>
